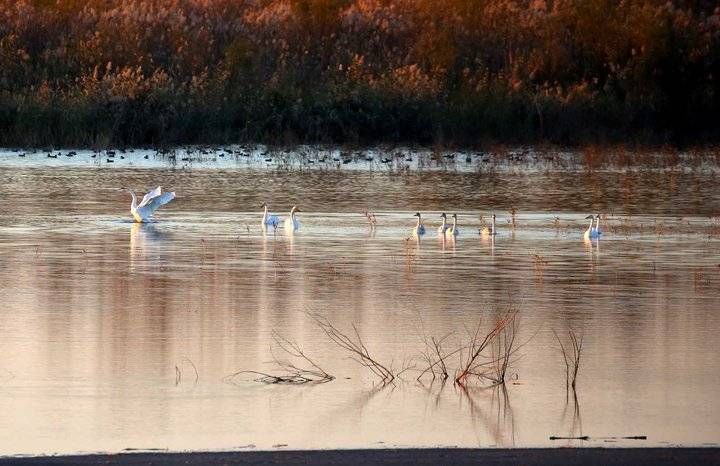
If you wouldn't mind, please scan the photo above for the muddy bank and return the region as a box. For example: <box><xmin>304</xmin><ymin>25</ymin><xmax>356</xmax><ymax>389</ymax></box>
<box><xmin>1</xmin><ymin>448</ymin><xmax>718</xmax><ymax>466</ymax></box>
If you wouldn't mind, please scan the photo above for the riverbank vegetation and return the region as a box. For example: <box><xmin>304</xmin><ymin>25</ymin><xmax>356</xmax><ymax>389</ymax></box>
<box><xmin>1</xmin><ymin>0</ymin><xmax>718</xmax><ymax>147</ymax></box>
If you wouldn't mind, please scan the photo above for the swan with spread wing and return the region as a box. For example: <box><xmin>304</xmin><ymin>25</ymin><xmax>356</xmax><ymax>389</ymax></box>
<box><xmin>128</xmin><ymin>186</ymin><xmax>176</xmax><ymax>222</ymax></box>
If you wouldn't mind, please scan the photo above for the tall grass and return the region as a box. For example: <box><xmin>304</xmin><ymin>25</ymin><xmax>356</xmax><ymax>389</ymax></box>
<box><xmin>1</xmin><ymin>0</ymin><xmax>718</xmax><ymax>147</ymax></box>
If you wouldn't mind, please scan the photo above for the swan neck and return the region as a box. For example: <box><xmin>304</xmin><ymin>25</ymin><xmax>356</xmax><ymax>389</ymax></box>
<box><xmin>129</xmin><ymin>191</ymin><xmax>137</xmax><ymax>210</ymax></box>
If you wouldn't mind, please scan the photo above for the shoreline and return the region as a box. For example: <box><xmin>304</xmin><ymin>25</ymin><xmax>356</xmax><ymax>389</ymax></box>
<box><xmin>0</xmin><ymin>448</ymin><xmax>718</xmax><ymax>465</ymax></box>
<box><xmin>2</xmin><ymin>146</ymin><xmax>719</xmax><ymax>174</ymax></box>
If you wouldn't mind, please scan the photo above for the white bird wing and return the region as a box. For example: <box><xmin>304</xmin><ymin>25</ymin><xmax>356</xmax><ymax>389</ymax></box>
<box><xmin>138</xmin><ymin>186</ymin><xmax>163</xmax><ymax>208</ymax></box>
<box><xmin>137</xmin><ymin>191</ymin><xmax>175</xmax><ymax>218</ymax></box>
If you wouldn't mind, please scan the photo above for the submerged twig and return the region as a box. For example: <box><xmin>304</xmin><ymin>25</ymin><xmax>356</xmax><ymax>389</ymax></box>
<box><xmin>174</xmin><ymin>358</ymin><xmax>199</xmax><ymax>386</ymax></box>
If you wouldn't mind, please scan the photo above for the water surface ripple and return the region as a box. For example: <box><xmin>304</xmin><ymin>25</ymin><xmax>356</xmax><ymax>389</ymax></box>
<box><xmin>0</xmin><ymin>155</ymin><xmax>719</xmax><ymax>454</ymax></box>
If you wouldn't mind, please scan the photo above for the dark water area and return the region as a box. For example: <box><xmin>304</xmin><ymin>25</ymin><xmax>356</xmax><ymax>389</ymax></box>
<box><xmin>0</xmin><ymin>148</ymin><xmax>719</xmax><ymax>454</ymax></box>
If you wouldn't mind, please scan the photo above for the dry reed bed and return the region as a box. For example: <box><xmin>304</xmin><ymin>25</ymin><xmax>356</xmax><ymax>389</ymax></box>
<box><xmin>1</xmin><ymin>1</ymin><xmax>719</xmax><ymax>146</ymax></box>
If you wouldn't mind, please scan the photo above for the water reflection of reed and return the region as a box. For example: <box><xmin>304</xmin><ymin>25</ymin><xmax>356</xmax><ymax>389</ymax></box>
<box><xmin>458</xmin><ymin>384</ymin><xmax>516</xmax><ymax>447</ymax></box>
<box><xmin>555</xmin><ymin>387</ymin><xmax>584</xmax><ymax>446</ymax></box>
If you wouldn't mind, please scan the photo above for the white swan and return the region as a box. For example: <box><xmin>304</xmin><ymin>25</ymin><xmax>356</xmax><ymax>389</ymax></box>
<box><xmin>438</xmin><ymin>213</ymin><xmax>448</xmax><ymax>234</ymax></box>
<box><xmin>480</xmin><ymin>214</ymin><xmax>496</xmax><ymax>236</ymax></box>
<box><xmin>412</xmin><ymin>212</ymin><xmax>426</xmax><ymax>236</ymax></box>
<box><xmin>129</xmin><ymin>186</ymin><xmax>175</xmax><ymax>223</ymax></box>
<box><xmin>445</xmin><ymin>213</ymin><xmax>459</xmax><ymax>238</ymax></box>
<box><xmin>261</xmin><ymin>202</ymin><xmax>280</xmax><ymax>229</ymax></box>
<box><xmin>583</xmin><ymin>214</ymin><xmax>599</xmax><ymax>239</ymax></box>
<box><xmin>592</xmin><ymin>214</ymin><xmax>603</xmax><ymax>236</ymax></box>
<box><xmin>284</xmin><ymin>205</ymin><xmax>301</xmax><ymax>232</ymax></box>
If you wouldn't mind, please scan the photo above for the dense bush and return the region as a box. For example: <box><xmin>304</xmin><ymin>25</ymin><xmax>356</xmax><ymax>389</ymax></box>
<box><xmin>0</xmin><ymin>0</ymin><xmax>718</xmax><ymax>147</ymax></box>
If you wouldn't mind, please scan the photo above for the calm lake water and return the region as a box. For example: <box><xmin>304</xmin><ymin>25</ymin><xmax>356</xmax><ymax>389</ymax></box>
<box><xmin>0</xmin><ymin>148</ymin><xmax>719</xmax><ymax>455</ymax></box>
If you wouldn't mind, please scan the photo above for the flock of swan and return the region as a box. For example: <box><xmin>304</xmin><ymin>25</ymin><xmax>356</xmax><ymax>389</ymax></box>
<box><xmin>128</xmin><ymin>186</ymin><xmax>603</xmax><ymax>239</ymax></box>
<box><xmin>129</xmin><ymin>186</ymin><xmax>303</xmax><ymax>232</ymax></box>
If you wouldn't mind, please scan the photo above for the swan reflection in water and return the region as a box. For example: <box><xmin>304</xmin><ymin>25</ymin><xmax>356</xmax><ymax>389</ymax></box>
<box><xmin>583</xmin><ymin>234</ymin><xmax>600</xmax><ymax>269</ymax></box>
<box><xmin>129</xmin><ymin>222</ymin><xmax>169</xmax><ymax>271</ymax></box>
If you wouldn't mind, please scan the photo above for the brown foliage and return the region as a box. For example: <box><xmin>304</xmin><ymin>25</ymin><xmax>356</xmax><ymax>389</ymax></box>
<box><xmin>0</xmin><ymin>0</ymin><xmax>719</xmax><ymax>146</ymax></box>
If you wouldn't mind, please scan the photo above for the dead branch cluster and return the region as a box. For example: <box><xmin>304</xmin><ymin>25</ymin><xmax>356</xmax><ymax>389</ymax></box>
<box><xmin>227</xmin><ymin>310</ymin><xmax>523</xmax><ymax>389</ymax></box>
<box><xmin>454</xmin><ymin>310</ymin><xmax>521</xmax><ymax>387</ymax></box>
<box><xmin>223</xmin><ymin>330</ymin><xmax>334</xmax><ymax>385</ymax></box>
<box><xmin>308</xmin><ymin>313</ymin><xmax>399</xmax><ymax>385</ymax></box>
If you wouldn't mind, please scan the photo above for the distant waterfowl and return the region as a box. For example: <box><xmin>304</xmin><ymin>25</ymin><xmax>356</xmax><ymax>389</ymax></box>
<box><xmin>583</xmin><ymin>214</ymin><xmax>599</xmax><ymax>239</ymax></box>
<box><xmin>593</xmin><ymin>214</ymin><xmax>603</xmax><ymax>236</ymax></box>
<box><xmin>261</xmin><ymin>203</ymin><xmax>280</xmax><ymax>229</ymax></box>
<box><xmin>365</xmin><ymin>211</ymin><xmax>377</xmax><ymax>228</ymax></box>
<box><xmin>438</xmin><ymin>213</ymin><xmax>449</xmax><ymax>234</ymax></box>
<box><xmin>128</xmin><ymin>186</ymin><xmax>175</xmax><ymax>223</ymax></box>
<box><xmin>445</xmin><ymin>213</ymin><xmax>459</xmax><ymax>238</ymax></box>
<box><xmin>284</xmin><ymin>205</ymin><xmax>301</xmax><ymax>232</ymax></box>
<box><xmin>480</xmin><ymin>214</ymin><xmax>497</xmax><ymax>236</ymax></box>
<box><xmin>412</xmin><ymin>212</ymin><xmax>426</xmax><ymax>236</ymax></box>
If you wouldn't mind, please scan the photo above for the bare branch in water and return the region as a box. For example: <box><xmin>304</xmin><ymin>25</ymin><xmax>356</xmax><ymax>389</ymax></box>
<box><xmin>455</xmin><ymin>311</ymin><xmax>518</xmax><ymax>387</ymax></box>
<box><xmin>224</xmin><ymin>330</ymin><xmax>334</xmax><ymax>385</ymax></box>
<box><xmin>416</xmin><ymin>332</ymin><xmax>464</xmax><ymax>382</ymax></box>
<box><xmin>307</xmin><ymin>312</ymin><xmax>395</xmax><ymax>385</ymax></box>
<box><xmin>489</xmin><ymin>312</ymin><xmax>520</xmax><ymax>384</ymax></box>
<box><xmin>553</xmin><ymin>327</ymin><xmax>584</xmax><ymax>395</ymax></box>
<box><xmin>182</xmin><ymin>357</ymin><xmax>199</xmax><ymax>384</ymax></box>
